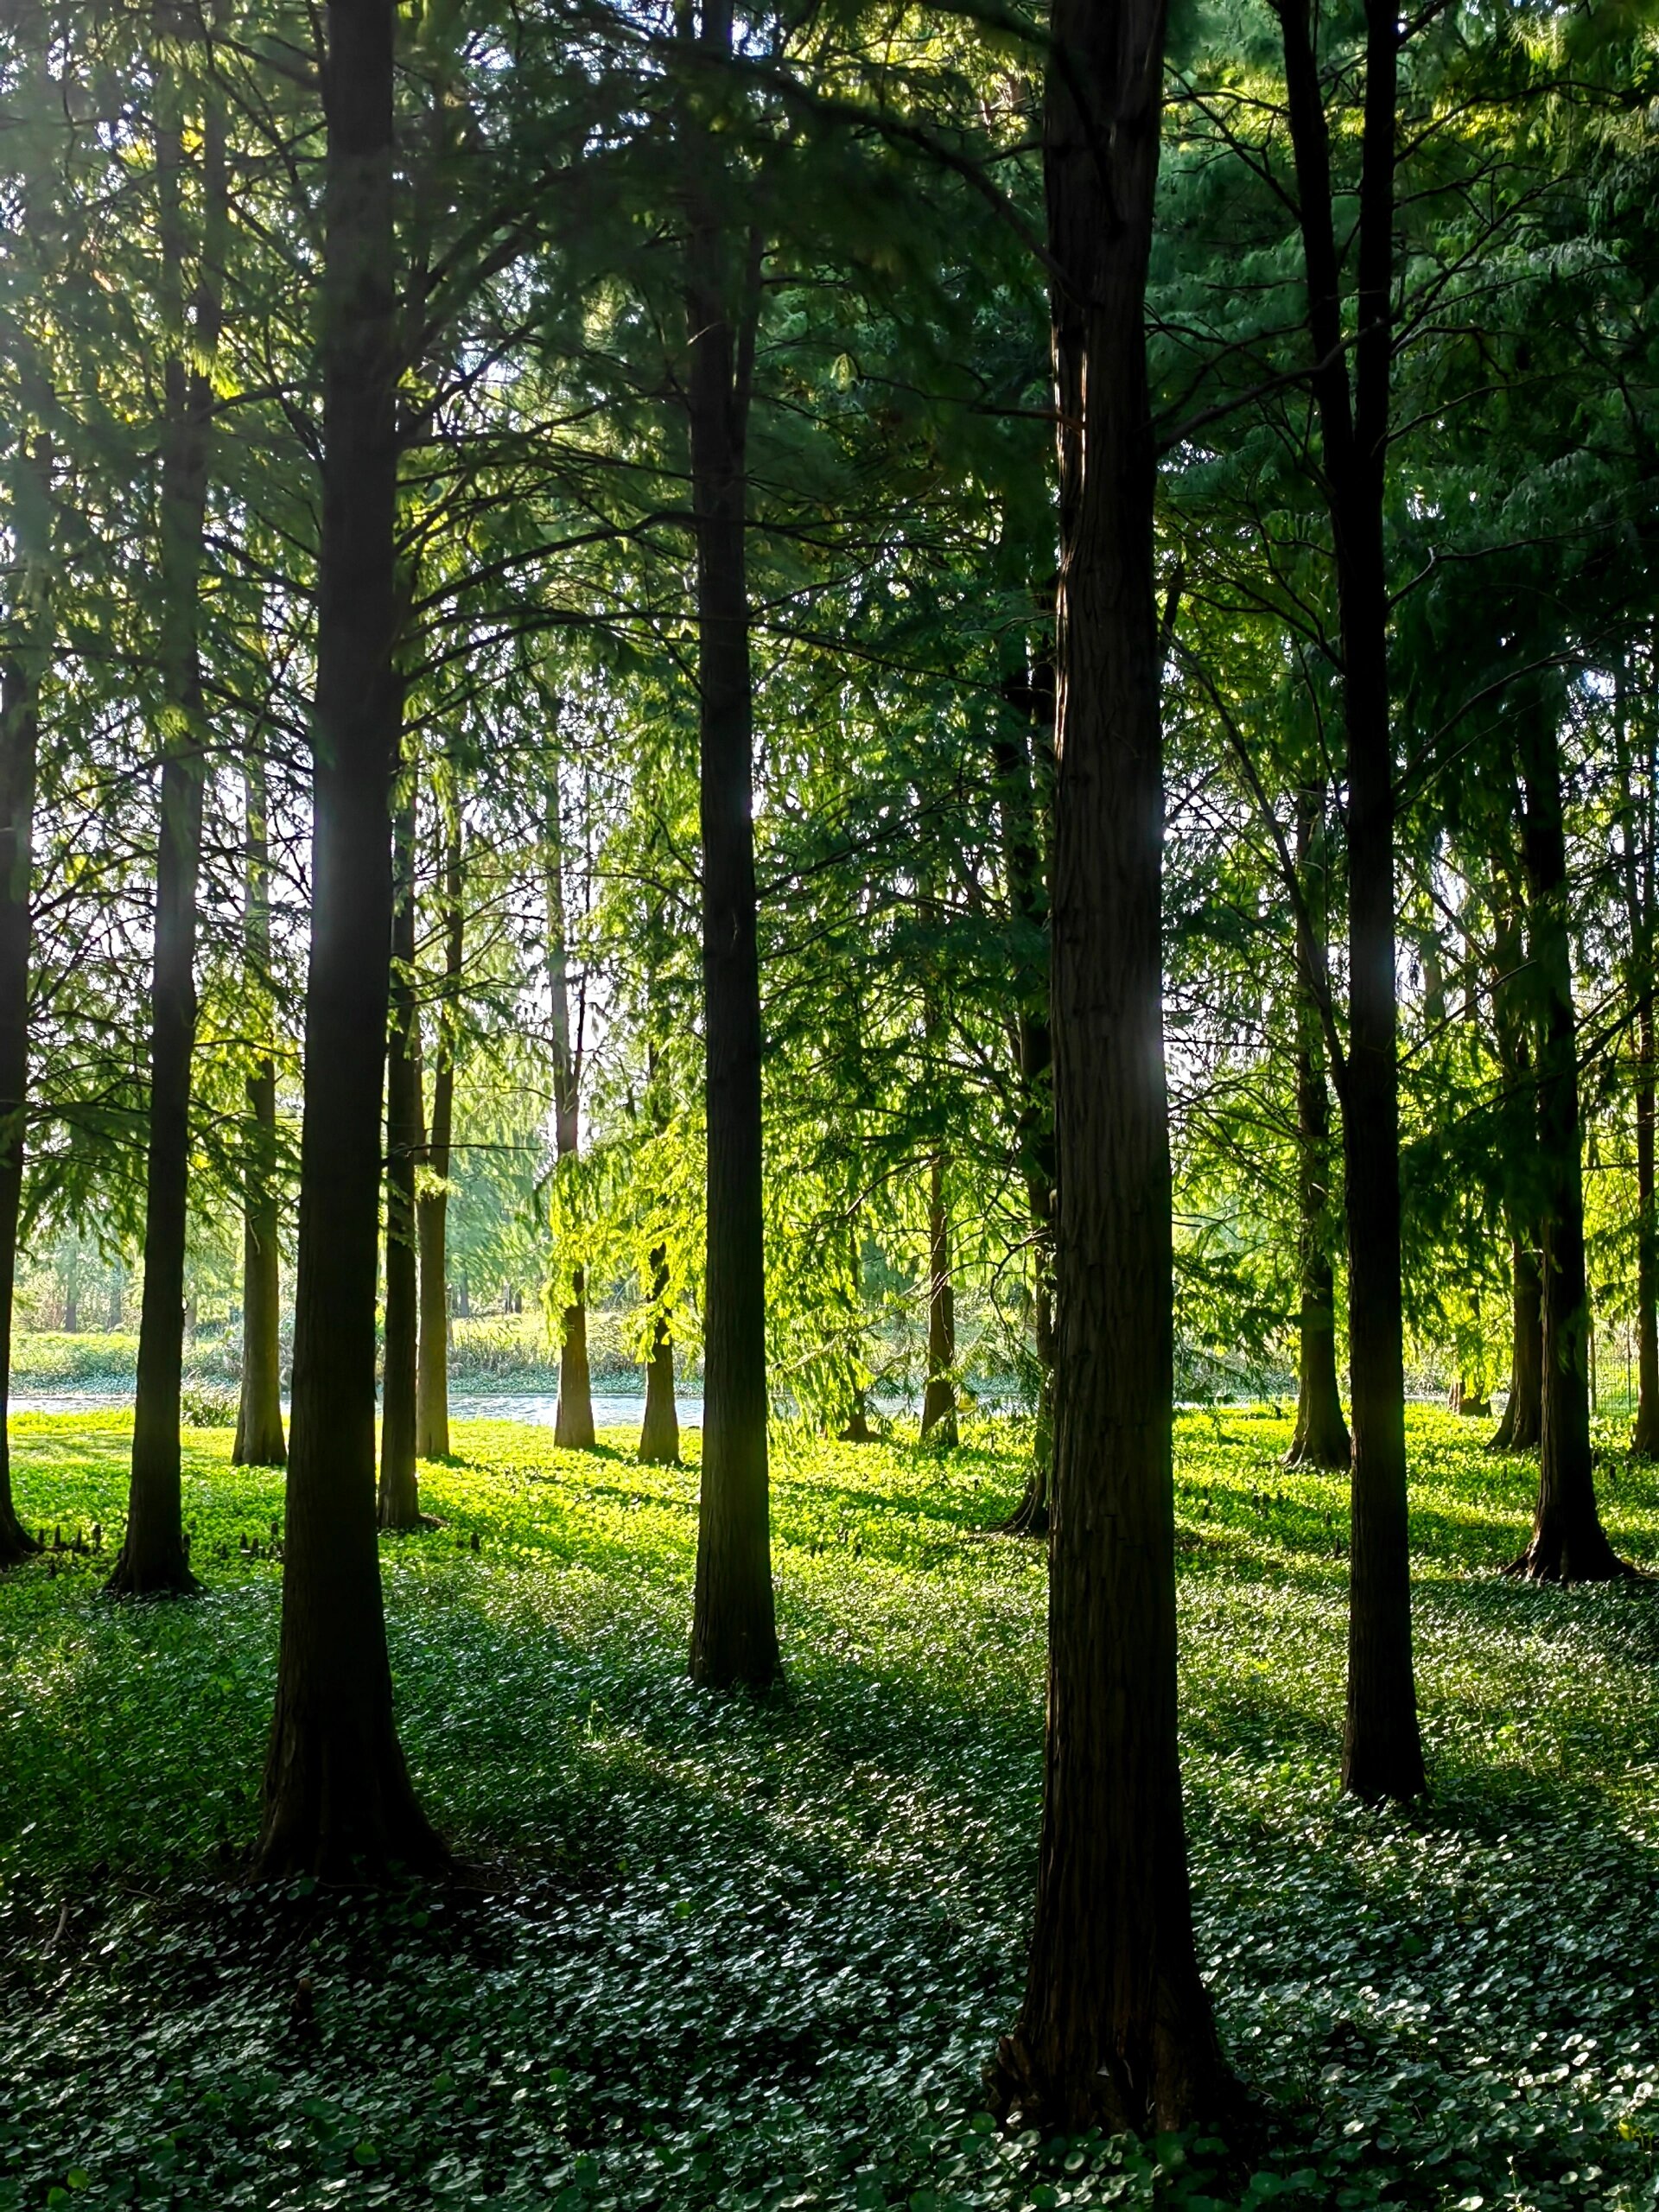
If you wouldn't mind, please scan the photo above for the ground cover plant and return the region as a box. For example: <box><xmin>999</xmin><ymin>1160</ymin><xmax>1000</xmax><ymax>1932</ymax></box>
<box><xmin>1</xmin><ymin>1406</ymin><xmax>1656</xmax><ymax>2211</ymax></box>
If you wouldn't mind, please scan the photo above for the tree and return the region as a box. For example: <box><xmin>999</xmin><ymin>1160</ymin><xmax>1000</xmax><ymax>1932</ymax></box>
<box><xmin>416</xmin><ymin>820</ymin><xmax>462</xmax><ymax>1461</ymax></box>
<box><xmin>987</xmin><ymin>0</ymin><xmax>1236</xmax><ymax>2133</ymax></box>
<box><xmin>681</xmin><ymin>0</ymin><xmax>779</xmax><ymax>1691</ymax></box>
<box><xmin>1274</xmin><ymin>0</ymin><xmax>1424</xmax><ymax>1802</ymax></box>
<box><xmin>378</xmin><ymin>766</ymin><xmax>424</xmax><ymax>1529</ymax></box>
<box><xmin>232</xmin><ymin>746</ymin><xmax>286</xmax><ymax>1467</ymax></box>
<box><xmin>109</xmin><ymin>47</ymin><xmax>226</xmax><ymax>1599</ymax></box>
<box><xmin>548</xmin><ymin>784</ymin><xmax>594</xmax><ymax>1451</ymax></box>
<box><xmin>256</xmin><ymin>0</ymin><xmax>445</xmax><ymax>1879</ymax></box>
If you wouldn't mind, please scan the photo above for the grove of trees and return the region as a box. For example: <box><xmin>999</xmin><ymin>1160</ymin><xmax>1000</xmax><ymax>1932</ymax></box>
<box><xmin>4</xmin><ymin>0</ymin><xmax>1659</xmax><ymax>2148</ymax></box>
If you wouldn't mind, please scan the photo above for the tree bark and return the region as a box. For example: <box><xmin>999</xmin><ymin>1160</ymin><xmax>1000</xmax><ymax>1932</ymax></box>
<box><xmin>1489</xmin><ymin>1238</ymin><xmax>1543</xmax><ymax>1451</ymax></box>
<box><xmin>0</xmin><ymin>439</ymin><xmax>50</xmax><ymax>1568</ymax></box>
<box><xmin>547</xmin><ymin>810</ymin><xmax>594</xmax><ymax>1450</ymax></box>
<box><xmin>995</xmin><ymin>642</ymin><xmax>1056</xmax><ymax>1531</ymax></box>
<box><xmin>985</xmin><ymin>0</ymin><xmax>1236</xmax><ymax>2133</ymax></box>
<box><xmin>1287</xmin><ymin>787</ymin><xmax>1350</xmax><ymax>1470</ymax></box>
<box><xmin>110</xmin><ymin>64</ymin><xmax>226</xmax><ymax>1599</ymax></box>
<box><xmin>1277</xmin><ymin>0</ymin><xmax>1424</xmax><ymax>1800</ymax></box>
<box><xmin>919</xmin><ymin>1154</ymin><xmax>959</xmax><ymax>1446</ymax></box>
<box><xmin>639</xmin><ymin>1246</ymin><xmax>681</xmax><ymax>1465</ymax></box>
<box><xmin>416</xmin><ymin>825</ymin><xmax>461</xmax><ymax>1461</ymax></box>
<box><xmin>682</xmin><ymin>0</ymin><xmax>779</xmax><ymax>1690</ymax></box>
<box><xmin>255</xmin><ymin>0</ymin><xmax>445</xmax><ymax>1880</ymax></box>
<box><xmin>378</xmin><ymin>770</ymin><xmax>423</xmax><ymax>1528</ymax></box>
<box><xmin>1505</xmin><ymin>698</ymin><xmax>1631</xmax><ymax>1580</ymax></box>
<box><xmin>233</xmin><ymin>750</ymin><xmax>286</xmax><ymax>1467</ymax></box>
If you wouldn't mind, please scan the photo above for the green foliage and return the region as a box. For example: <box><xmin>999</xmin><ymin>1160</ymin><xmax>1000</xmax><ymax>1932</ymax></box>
<box><xmin>3</xmin><ymin>1409</ymin><xmax>1659</xmax><ymax>2209</ymax></box>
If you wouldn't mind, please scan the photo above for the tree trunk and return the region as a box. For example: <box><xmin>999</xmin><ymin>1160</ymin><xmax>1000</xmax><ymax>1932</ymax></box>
<box><xmin>1278</xmin><ymin>0</ymin><xmax>1423</xmax><ymax>1801</ymax></box>
<box><xmin>1490</xmin><ymin>1238</ymin><xmax>1543</xmax><ymax>1451</ymax></box>
<box><xmin>416</xmin><ymin>825</ymin><xmax>461</xmax><ymax>1461</ymax></box>
<box><xmin>0</xmin><ymin>439</ymin><xmax>49</xmax><ymax>1568</ymax></box>
<box><xmin>996</xmin><ymin>641</ymin><xmax>1056</xmax><ymax>1532</ymax></box>
<box><xmin>1636</xmin><ymin>993</ymin><xmax>1659</xmax><ymax>1454</ymax></box>
<box><xmin>255</xmin><ymin>0</ymin><xmax>445</xmax><ymax>1880</ymax></box>
<box><xmin>919</xmin><ymin>1154</ymin><xmax>958</xmax><ymax>1446</ymax></box>
<box><xmin>110</xmin><ymin>72</ymin><xmax>226</xmax><ymax>1599</ymax></box>
<box><xmin>233</xmin><ymin>751</ymin><xmax>286</xmax><ymax>1468</ymax></box>
<box><xmin>1287</xmin><ymin>787</ymin><xmax>1350</xmax><ymax>1470</ymax></box>
<box><xmin>547</xmin><ymin>811</ymin><xmax>594</xmax><ymax>1451</ymax></box>
<box><xmin>986</xmin><ymin>0</ymin><xmax>1236</xmax><ymax>2133</ymax></box>
<box><xmin>639</xmin><ymin>1246</ymin><xmax>681</xmax><ymax>1465</ymax></box>
<box><xmin>378</xmin><ymin>771</ymin><xmax>423</xmax><ymax>1528</ymax></box>
<box><xmin>682</xmin><ymin>1</ymin><xmax>778</xmax><ymax>1690</ymax></box>
<box><xmin>1505</xmin><ymin>699</ymin><xmax>1630</xmax><ymax>1580</ymax></box>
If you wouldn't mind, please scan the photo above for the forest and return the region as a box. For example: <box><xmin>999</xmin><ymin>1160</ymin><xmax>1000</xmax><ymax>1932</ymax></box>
<box><xmin>3</xmin><ymin>0</ymin><xmax>1659</xmax><ymax>2205</ymax></box>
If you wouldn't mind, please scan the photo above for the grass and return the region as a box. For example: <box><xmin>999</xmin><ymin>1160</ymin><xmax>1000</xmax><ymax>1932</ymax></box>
<box><xmin>3</xmin><ymin>1407</ymin><xmax>1659</xmax><ymax>2209</ymax></box>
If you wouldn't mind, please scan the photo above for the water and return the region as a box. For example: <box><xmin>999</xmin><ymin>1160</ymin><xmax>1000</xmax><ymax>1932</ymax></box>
<box><xmin>6</xmin><ymin>1388</ymin><xmax>702</xmax><ymax>1429</ymax></box>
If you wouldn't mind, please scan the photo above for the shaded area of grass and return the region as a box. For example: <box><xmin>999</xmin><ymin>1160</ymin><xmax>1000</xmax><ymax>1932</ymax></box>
<box><xmin>2</xmin><ymin>1408</ymin><xmax>1659</xmax><ymax>2208</ymax></box>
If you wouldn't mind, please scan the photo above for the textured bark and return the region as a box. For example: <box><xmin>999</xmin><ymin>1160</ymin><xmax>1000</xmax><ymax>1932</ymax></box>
<box><xmin>548</xmin><ymin>818</ymin><xmax>594</xmax><ymax>1451</ymax></box>
<box><xmin>919</xmin><ymin>1155</ymin><xmax>959</xmax><ymax>1446</ymax></box>
<box><xmin>0</xmin><ymin>449</ymin><xmax>48</xmax><ymax>1568</ymax></box>
<box><xmin>683</xmin><ymin>0</ymin><xmax>779</xmax><ymax>1690</ymax></box>
<box><xmin>1278</xmin><ymin>0</ymin><xmax>1424</xmax><ymax>1801</ymax></box>
<box><xmin>416</xmin><ymin>828</ymin><xmax>461</xmax><ymax>1461</ymax></box>
<box><xmin>233</xmin><ymin>753</ymin><xmax>286</xmax><ymax>1468</ymax></box>
<box><xmin>996</xmin><ymin>646</ymin><xmax>1056</xmax><ymax>1531</ymax></box>
<box><xmin>639</xmin><ymin>1247</ymin><xmax>681</xmax><ymax>1465</ymax></box>
<box><xmin>1490</xmin><ymin>1239</ymin><xmax>1543</xmax><ymax>1452</ymax></box>
<box><xmin>985</xmin><ymin>0</ymin><xmax>1236</xmax><ymax>2133</ymax></box>
<box><xmin>255</xmin><ymin>0</ymin><xmax>445</xmax><ymax>1880</ymax></box>
<box><xmin>111</xmin><ymin>68</ymin><xmax>225</xmax><ymax>1599</ymax></box>
<box><xmin>1287</xmin><ymin>790</ymin><xmax>1349</xmax><ymax>1471</ymax></box>
<box><xmin>1505</xmin><ymin>702</ymin><xmax>1631</xmax><ymax>1581</ymax></box>
<box><xmin>378</xmin><ymin>774</ymin><xmax>423</xmax><ymax>1529</ymax></box>
<box><xmin>1635</xmin><ymin>990</ymin><xmax>1659</xmax><ymax>1455</ymax></box>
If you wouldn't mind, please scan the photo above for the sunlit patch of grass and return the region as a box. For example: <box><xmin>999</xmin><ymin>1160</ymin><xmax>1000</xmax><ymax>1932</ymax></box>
<box><xmin>1</xmin><ymin>1408</ymin><xmax>1658</xmax><ymax>2207</ymax></box>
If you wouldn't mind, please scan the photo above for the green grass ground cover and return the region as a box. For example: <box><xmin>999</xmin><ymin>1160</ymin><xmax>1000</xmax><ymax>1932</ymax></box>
<box><xmin>3</xmin><ymin>1408</ymin><xmax>1659</xmax><ymax>2210</ymax></box>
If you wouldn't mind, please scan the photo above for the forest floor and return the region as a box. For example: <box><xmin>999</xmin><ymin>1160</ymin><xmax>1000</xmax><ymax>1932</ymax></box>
<box><xmin>3</xmin><ymin>1408</ymin><xmax>1659</xmax><ymax>2211</ymax></box>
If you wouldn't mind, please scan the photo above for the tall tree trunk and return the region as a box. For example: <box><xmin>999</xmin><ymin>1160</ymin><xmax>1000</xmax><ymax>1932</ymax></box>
<box><xmin>986</xmin><ymin>0</ymin><xmax>1236</xmax><ymax>2133</ymax></box>
<box><xmin>256</xmin><ymin>0</ymin><xmax>445</xmax><ymax>1880</ymax></box>
<box><xmin>1506</xmin><ymin>699</ymin><xmax>1630</xmax><ymax>1580</ymax></box>
<box><xmin>639</xmin><ymin>1246</ymin><xmax>681</xmax><ymax>1465</ymax></box>
<box><xmin>996</xmin><ymin>640</ymin><xmax>1056</xmax><ymax>1532</ymax></box>
<box><xmin>1287</xmin><ymin>786</ymin><xmax>1350</xmax><ymax>1469</ymax></box>
<box><xmin>378</xmin><ymin>770</ymin><xmax>423</xmax><ymax>1527</ymax></box>
<box><xmin>1490</xmin><ymin>1238</ymin><xmax>1543</xmax><ymax>1451</ymax></box>
<box><xmin>919</xmin><ymin>1154</ymin><xmax>959</xmax><ymax>1445</ymax></box>
<box><xmin>548</xmin><ymin>808</ymin><xmax>594</xmax><ymax>1450</ymax></box>
<box><xmin>682</xmin><ymin>0</ymin><xmax>778</xmax><ymax>1690</ymax></box>
<box><xmin>110</xmin><ymin>67</ymin><xmax>226</xmax><ymax>1599</ymax></box>
<box><xmin>0</xmin><ymin>436</ymin><xmax>50</xmax><ymax>1568</ymax></box>
<box><xmin>416</xmin><ymin>825</ymin><xmax>461</xmax><ymax>1461</ymax></box>
<box><xmin>1277</xmin><ymin>0</ymin><xmax>1423</xmax><ymax>1801</ymax></box>
<box><xmin>233</xmin><ymin>750</ymin><xmax>286</xmax><ymax>1467</ymax></box>
<box><xmin>1613</xmin><ymin>679</ymin><xmax>1659</xmax><ymax>1454</ymax></box>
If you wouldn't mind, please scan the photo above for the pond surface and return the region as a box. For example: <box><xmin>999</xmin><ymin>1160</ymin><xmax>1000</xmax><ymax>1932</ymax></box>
<box><xmin>6</xmin><ymin>1389</ymin><xmax>704</xmax><ymax>1427</ymax></box>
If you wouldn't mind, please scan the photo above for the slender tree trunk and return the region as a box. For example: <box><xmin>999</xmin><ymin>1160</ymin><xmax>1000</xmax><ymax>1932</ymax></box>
<box><xmin>1287</xmin><ymin>787</ymin><xmax>1350</xmax><ymax>1470</ymax></box>
<box><xmin>639</xmin><ymin>1246</ymin><xmax>681</xmax><ymax>1465</ymax></box>
<box><xmin>110</xmin><ymin>72</ymin><xmax>226</xmax><ymax>1599</ymax></box>
<box><xmin>919</xmin><ymin>1154</ymin><xmax>959</xmax><ymax>1446</ymax></box>
<box><xmin>0</xmin><ymin>438</ymin><xmax>49</xmax><ymax>1567</ymax></box>
<box><xmin>996</xmin><ymin>643</ymin><xmax>1056</xmax><ymax>1532</ymax></box>
<box><xmin>1278</xmin><ymin>0</ymin><xmax>1424</xmax><ymax>1800</ymax></box>
<box><xmin>256</xmin><ymin>0</ymin><xmax>445</xmax><ymax>1879</ymax></box>
<box><xmin>986</xmin><ymin>0</ymin><xmax>1236</xmax><ymax>2132</ymax></box>
<box><xmin>1636</xmin><ymin>995</ymin><xmax>1659</xmax><ymax>1453</ymax></box>
<box><xmin>233</xmin><ymin>751</ymin><xmax>286</xmax><ymax>1467</ymax></box>
<box><xmin>1490</xmin><ymin>1238</ymin><xmax>1543</xmax><ymax>1451</ymax></box>
<box><xmin>378</xmin><ymin>772</ymin><xmax>423</xmax><ymax>1527</ymax></box>
<box><xmin>547</xmin><ymin>813</ymin><xmax>594</xmax><ymax>1450</ymax></box>
<box><xmin>1506</xmin><ymin>699</ymin><xmax>1630</xmax><ymax>1580</ymax></box>
<box><xmin>416</xmin><ymin>828</ymin><xmax>461</xmax><ymax>1462</ymax></box>
<box><xmin>682</xmin><ymin>0</ymin><xmax>778</xmax><ymax>1689</ymax></box>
